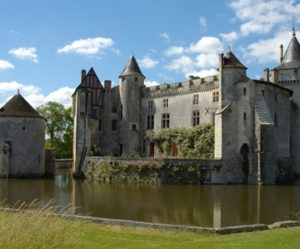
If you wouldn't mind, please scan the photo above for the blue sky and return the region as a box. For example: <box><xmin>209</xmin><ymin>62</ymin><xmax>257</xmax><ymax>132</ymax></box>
<box><xmin>0</xmin><ymin>0</ymin><xmax>299</xmax><ymax>107</ymax></box>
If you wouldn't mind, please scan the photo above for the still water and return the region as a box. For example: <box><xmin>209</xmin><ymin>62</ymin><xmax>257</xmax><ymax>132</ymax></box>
<box><xmin>0</xmin><ymin>169</ymin><xmax>300</xmax><ymax>228</ymax></box>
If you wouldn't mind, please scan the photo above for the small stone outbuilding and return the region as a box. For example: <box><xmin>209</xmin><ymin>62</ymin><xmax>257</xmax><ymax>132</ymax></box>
<box><xmin>0</xmin><ymin>93</ymin><xmax>46</xmax><ymax>177</ymax></box>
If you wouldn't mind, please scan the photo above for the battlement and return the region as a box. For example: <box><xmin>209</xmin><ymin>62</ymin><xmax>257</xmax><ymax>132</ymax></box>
<box><xmin>145</xmin><ymin>74</ymin><xmax>219</xmax><ymax>98</ymax></box>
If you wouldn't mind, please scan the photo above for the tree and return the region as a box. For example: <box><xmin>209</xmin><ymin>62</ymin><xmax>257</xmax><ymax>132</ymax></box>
<box><xmin>37</xmin><ymin>102</ymin><xmax>73</xmax><ymax>158</ymax></box>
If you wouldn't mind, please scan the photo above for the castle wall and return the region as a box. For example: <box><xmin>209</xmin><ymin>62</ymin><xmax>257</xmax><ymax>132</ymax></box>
<box><xmin>0</xmin><ymin>117</ymin><xmax>45</xmax><ymax>176</ymax></box>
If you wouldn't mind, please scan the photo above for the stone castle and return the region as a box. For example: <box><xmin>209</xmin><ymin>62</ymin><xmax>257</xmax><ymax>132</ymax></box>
<box><xmin>73</xmin><ymin>30</ymin><xmax>300</xmax><ymax>184</ymax></box>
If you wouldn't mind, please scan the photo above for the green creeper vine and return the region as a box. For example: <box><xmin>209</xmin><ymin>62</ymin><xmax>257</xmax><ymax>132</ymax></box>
<box><xmin>146</xmin><ymin>124</ymin><xmax>214</xmax><ymax>159</ymax></box>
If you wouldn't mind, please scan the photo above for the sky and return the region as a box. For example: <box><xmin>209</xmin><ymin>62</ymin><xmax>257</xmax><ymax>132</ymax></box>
<box><xmin>0</xmin><ymin>0</ymin><xmax>299</xmax><ymax>107</ymax></box>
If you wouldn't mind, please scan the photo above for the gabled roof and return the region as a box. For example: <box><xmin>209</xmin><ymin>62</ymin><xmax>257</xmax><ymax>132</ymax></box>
<box><xmin>119</xmin><ymin>55</ymin><xmax>145</xmax><ymax>78</ymax></box>
<box><xmin>276</xmin><ymin>31</ymin><xmax>300</xmax><ymax>69</ymax></box>
<box><xmin>0</xmin><ymin>93</ymin><xmax>45</xmax><ymax>119</ymax></box>
<box><xmin>76</xmin><ymin>67</ymin><xmax>104</xmax><ymax>90</ymax></box>
<box><xmin>223</xmin><ymin>50</ymin><xmax>247</xmax><ymax>69</ymax></box>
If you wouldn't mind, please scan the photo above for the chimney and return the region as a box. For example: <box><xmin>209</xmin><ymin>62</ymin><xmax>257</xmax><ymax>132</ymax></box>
<box><xmin>81</xmin><ymin>69</ymin><xmax>86</xmax><ymax>81</ymax></box>
<box><xmin>271</xmin><ymin>69</ymin><xmax>278</xmax><ymax>84</ymax></box>
<box><xmin>280</xmin><ymin>44</ymin><xmax>283</xmax><ymax>63</ymax></box>
<box><xmin>264</xmin><ymin>68</ymin><xmax>270</xmax><ymax>82</ymax></box>
<box><xmin>104</xmin><ymin>80</ymin><xmax>112</xmax><ymax>90</ymax></box>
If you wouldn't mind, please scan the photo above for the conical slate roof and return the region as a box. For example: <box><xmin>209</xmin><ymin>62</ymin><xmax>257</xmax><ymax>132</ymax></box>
<box><xmin>223</xmin><ymin>50</ymin><xmax>247</xmax><ymax>69</ymax></box>
<box><xmin>119</xmin><ymin>55</ymin><xmax>145</xmax><ymax>78</ymax></box>
<box><xmin>0</xmin><ymin>93</ymin><xmax>44</xmax><ymax>119</ymax></box>
<box><xmin>276</xmin><ymin>32</ymin><xmax>300</xmax><ymax>69</ymax></box>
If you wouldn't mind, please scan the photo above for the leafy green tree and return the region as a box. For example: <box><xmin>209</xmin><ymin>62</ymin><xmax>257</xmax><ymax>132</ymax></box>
<box><xmin>37</xmin><ymin>102</ymin><xmax>73</xmax><ymax>158</ymax></box>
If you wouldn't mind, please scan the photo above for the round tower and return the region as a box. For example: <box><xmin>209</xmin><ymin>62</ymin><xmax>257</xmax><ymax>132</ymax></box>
<box><xmin>0</xmin><ymin>93</ymin><xmax>46</xmax><ymax>177</ymax></box>
<box><xmin>118</xmin><ymin>55</ymin><xmax>145</xmax><ymax>156</ymax></box>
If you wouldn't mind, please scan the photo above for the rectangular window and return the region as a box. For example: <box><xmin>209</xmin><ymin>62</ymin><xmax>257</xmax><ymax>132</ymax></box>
<box><xmin>243</xmin><ymin>88</ymin><xmax>247</xmax><ymax>96</ymax></box>
<box><xmin>193</xmin><ymin>94</ymin><xmax>199</xmax><ymax>105</ymax></box>
<box><xmin>274</xmin><ymin>112</ymin><xmax>277</xmax><ymax>127</ymax></box>
<box><xmin>131</xmin><ymin>123</ymin><xmax>137</xmax><ymax>131</ymax></box>
<box><xmin>213</xmin><ymin>91</ymin><xmax>219</xmax><ymax>102</ymax></box>
<box><xmin>119</xmin><ymin>105</ymin><xmax>123</xmax><ymax>120</ymax></box>
<box><xmin>112</xmin><ymin>105</ymin><xmax>117</xmax><ymax>113</ymax></box>
<box><xmin>243</xmin><ymin>112</ymin><xmax>247</xmax><ymax>121</ymax></box>
<box><xmin>98</xmin><ymin>119</ymin><xmax>101</xmax><ymax>131</ymax></box>
<box><xmin>147</xmin><ymin>115</ymin><xmax>154</xmax><ymax>130</ymax></box>
<box><xmin>261</xmin><ymin>90</ymin><xmax>265</xmax><ymax>96</ymax></box>
<box><xmin>163</xmin><ymin>98</ymin><xmax>168</xmax><ymax>107</ymax></box>
<box><xmin>275</xmin><ymin>93</ymin><xmax>278</xmax><ymax>102</ymax></box>
<box><xmin>148</xmin><ymin>100</ymin><xmax>153</xmax><ymax>109</ymax></box>
<box><xmin>192</xmin><ymin>110</ymin><xmax>200</xmax><ymax>127</ymax></box>
<box><xmin>161</xmin><ymin>113</ymin><xmax>170</xmax><ymax>128</ymax></box>
<box><xmin>112</xmin><ymin>119</ymin><xmax>117</xmax><ymax>131</ymax></box>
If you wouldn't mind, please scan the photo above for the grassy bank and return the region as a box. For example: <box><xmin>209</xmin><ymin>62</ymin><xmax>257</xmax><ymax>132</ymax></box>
<box><xmin>1</xmin><ymin>210</ymin><xmax>300</xmax><ymax>249</ymax></box>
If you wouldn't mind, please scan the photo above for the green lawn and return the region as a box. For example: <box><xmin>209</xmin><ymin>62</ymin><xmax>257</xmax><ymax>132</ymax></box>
<box><xmin>0</xmin><ymin>210</ymin><xmax>299</xmax><ymax>249</ymax></box>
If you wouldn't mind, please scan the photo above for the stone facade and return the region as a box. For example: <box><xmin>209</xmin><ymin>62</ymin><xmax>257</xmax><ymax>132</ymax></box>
<box><xmin>0</xmin><ymin>94</ymin><xmax>46</xmax><ymax>177</ymax></box>
<box><xmin>73</xmin><ymin>31</ymin><xmax>300</xmax><ymax>184</ymax></box>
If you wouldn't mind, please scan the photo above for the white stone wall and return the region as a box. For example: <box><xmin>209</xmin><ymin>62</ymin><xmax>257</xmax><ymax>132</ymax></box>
<box><xmin>0</xmin><ymin>117</ymin><xmax>45</xmax><ymax>176</ymax></box>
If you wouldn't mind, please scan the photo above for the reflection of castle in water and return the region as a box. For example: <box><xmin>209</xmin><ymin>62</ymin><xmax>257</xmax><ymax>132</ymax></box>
<box><xmin>1</xmin><ymin>172</ymin><xmax>300</xmax><ymax>227</ymax></box>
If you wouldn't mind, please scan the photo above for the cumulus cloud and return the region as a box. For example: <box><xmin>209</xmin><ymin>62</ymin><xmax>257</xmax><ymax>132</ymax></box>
<box><xmin>165</xmin><ymin>55</ymin><xmax>195</xmax><ymax>75</ymax></box>
<box><xmin>185</xmin><ymin>69</ymin><xmax>218</xmax><ymax>78</ymax></box>
<box><xmin>196</xmin><ymin>53</ymin><xmax>219</xmax><ymax>68</ymax></box>
<box><xmin>164</xmin><ymin>46</ymin><xmax>185</xmax><ymax>57</ymax></box>
<box><xmin>0</xmin><ymin>81</ymin><xmax>74</xmax><ymax>107</ymax></box>
<box><xmin>189</xmin><ymin>36</ymin><xmax>223</xmax><ymax>53</ymax></box>
<box><xmin>57</xmin><ymin>37</ymin><xmax>114</xmax><ymax>56</ymax></box>
<box><xmin>9</xmin><ymin>47</ymin><xmax>39</xmax><ymax>63</ymax></box>
<box><xmin>145</xmin><ymin>80</ymin><xmax>160</xmax><ymax>87</ymax></box>
<box><xmin>242</xmin><ymin>30</ymin><xmax>291</xmax><ymax>63</ymax></box>
<box><xmin>0</xmin><ymin>60</ymin><xmax>14</xmax><ymax>70</ymax></box>
<box><xmin>138</xmin><ymin>55</ymin><xmax>159</xmax><ymax>69</ymax></box>
<box><xmin>229</xmin><ymin>0</ymin><xmax>300</xmax><ymax>36</ymax></box>
<box><xmin>199</xmin><ymin>16</ymin><xmax>207</xmax><ymax>30</ymax></box>
<box><xmin>220</xmin><ymin>31</ymin><xmax>239</xmax><ymax>42</ymax></box>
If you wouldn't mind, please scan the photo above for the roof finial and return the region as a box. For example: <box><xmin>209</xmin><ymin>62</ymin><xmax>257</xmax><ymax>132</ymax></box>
<box><xmin>292</xmin><ymin>15</ymin><xmax>296</xmax><ymax>36</ymax></box>
<box><xmin>17</xmin><ymin>89</ymin><xmax>20</xmax><ymax>95</ymax></box>
<box><xmin>228</xmin><ymin>46</ymin><xmax>231</xmax><ymax>52</ymax></box>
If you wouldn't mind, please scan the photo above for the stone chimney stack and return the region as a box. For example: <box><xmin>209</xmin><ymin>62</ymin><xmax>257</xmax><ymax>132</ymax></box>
<box><xmin>271</xmin><ymin>69</ymin><xmax>278</xmax><ymax>84</ymax></box>
<box><xmin>264</xmin><ymin>68</ymin><xmax>270</xmax><ymax>82</ymax></box>
<box><xmin>104</xmin><ymin>80</ymin><xmax>112</xmax><ymax>90</ymax></box>
<box><xmin>81</xmin><ymin>69</ymin><xmax>86</xmax><ymax>81</ymax></box>
<box><xmin>280</xmin><ymin>44</ymin><xmax>284</xmax><ymax>63</ymax></box>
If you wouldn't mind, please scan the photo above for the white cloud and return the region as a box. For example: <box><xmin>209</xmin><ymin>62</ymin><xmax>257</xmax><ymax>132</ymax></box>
<box><xmin>0</xmin><ymin>60</ymin><xmax>14</xmax><ymax>70</ymax></box>
<box><xmin>199</xmin><ymin>17</ymin><xmax>207</xmax><ymax>30</ymax></box>
<box><xmin>145</xmin><ymin>80</ymin><xmax>160</xmax><ymax>87</ymax></box>
<box><xmin>185</xmin><ymin>69</ymin><xmax>218</xmax><ymax>78</ymax></box>
<box><xmin>164</xmin><ymin>46</ymin><xmax>185</xmax><ymax>57</ymax></box>
<box><xmin>160</xmin><ymin>32</ymin><xmax>170</xmax><ymax>42</ymax></box>
<box><xmin>9</xmin><ymin>47</ymin><xmax>39</xmax><ymax>63</ymax></box>
<box><xmin>229</xmin><ymin>0</ymin><xmax>300</xmax><ymax>36</ymax></box>
<box><xmin>139</xmin><ymin>55</ymin><xmax>159</xmax><ymax>69</ymax></box>
<box><xmin>57</xmin><ymin>37</ymin><xmax>114</xmax><ymax>56</ymax></box>
<box><xmin>166</xmin><ymin>55</ymin><xmax>195</xmax><ymax>74</ymax></box>
<box><xmin>243</xmin><ymin>30</ymin><xmax>291</xmax><ymax>63</ymax></box>
<box><xmin>0</xmin><ymin>81</ymin><xmax>74</xmax><ymax>107</ymax></box>
<box><xmin>220</xmin><ymin>31</ymin><xmax>239</xmax><ymax>42</ymax></box>
<box><xmin>189</xmin><ymin>36</ymin><xmax>223</xmax><ymax>53</ymax></box>
<box><xmin>196</xmin><ymin>53</ymin><xmax>219</xmax><ymax>68</ymax></box>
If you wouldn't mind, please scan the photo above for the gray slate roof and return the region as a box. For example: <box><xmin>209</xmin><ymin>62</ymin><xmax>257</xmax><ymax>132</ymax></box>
<box><xmin>0</xmin><ymin>93</ymin><xmax>45</xmax><ymax>119</ymax></box>
<box><xmin>119</xmin><ymin>55</ymin><xmax>145</xmax><ymax>78</ymax></box>
<box><xmin>276</xmin><ymin>33</ymin><xmax>300</xmax><ymax>69</ymax></box>
<box><xmin>223</xmin><ymin>51</ymin><xmax>247</xmax><ymax>69</ymax></box>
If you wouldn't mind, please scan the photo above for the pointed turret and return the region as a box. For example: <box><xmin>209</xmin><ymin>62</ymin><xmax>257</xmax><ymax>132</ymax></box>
<box><xmin>119</xmin><ymin>55</ymin><xmax>145</xmax><ymax>78</ymax></box>
<box><xmin>223</xmin><ymin>49</ymin><xmax>247</xmax><ymax>69</ymax></box>
<box><xmin>276</xmin><ymin>30</ymin><xmax>300</xmax><ymax>69</ymax></box>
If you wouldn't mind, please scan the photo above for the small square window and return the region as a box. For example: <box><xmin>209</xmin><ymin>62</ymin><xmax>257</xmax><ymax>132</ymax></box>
<box><xmin>213</xmin><ymin>91</ymin><xmax>219</xmax><ymax>102</ymax></box>
<box><xmin>132</xmin><ymin>124</ymin><xmax>137</xmax><ymax>131</ymax></box>
<box><xmin>193</xmin><ymin>94</ymin><xmax>199</xmax><ymax>105</ymax></box>
<box><xmin>163</xmin><ymin>99</ymin><xmax>168</xmax><ymax>107</ymax></box>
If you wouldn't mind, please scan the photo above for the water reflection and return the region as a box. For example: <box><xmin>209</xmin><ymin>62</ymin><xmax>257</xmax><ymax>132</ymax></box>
<box><xmin>0</xmin><ymin>170</ymin><xmax>299</xmax><ymax>227</ymax></box>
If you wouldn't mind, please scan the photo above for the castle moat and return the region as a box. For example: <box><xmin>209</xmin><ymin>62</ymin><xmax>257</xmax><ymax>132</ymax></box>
<box><xmin>0</xmin><ymin>169</ymin><xmax>300</xmax><ymax>228</ymax></box>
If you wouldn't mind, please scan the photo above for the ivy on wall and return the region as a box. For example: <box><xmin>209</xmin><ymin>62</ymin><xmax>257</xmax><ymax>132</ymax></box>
<box><xmin>146</xmin><ymin>125</ymin><xmax>214</xmax><ymax>159</ymax></box>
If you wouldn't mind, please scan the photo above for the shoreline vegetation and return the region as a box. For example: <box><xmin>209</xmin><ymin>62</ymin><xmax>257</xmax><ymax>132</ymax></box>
<box><xmin>1</xmin><ymin>207</ymin><xmax>300</xmax><ymax>249</ymax></box>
